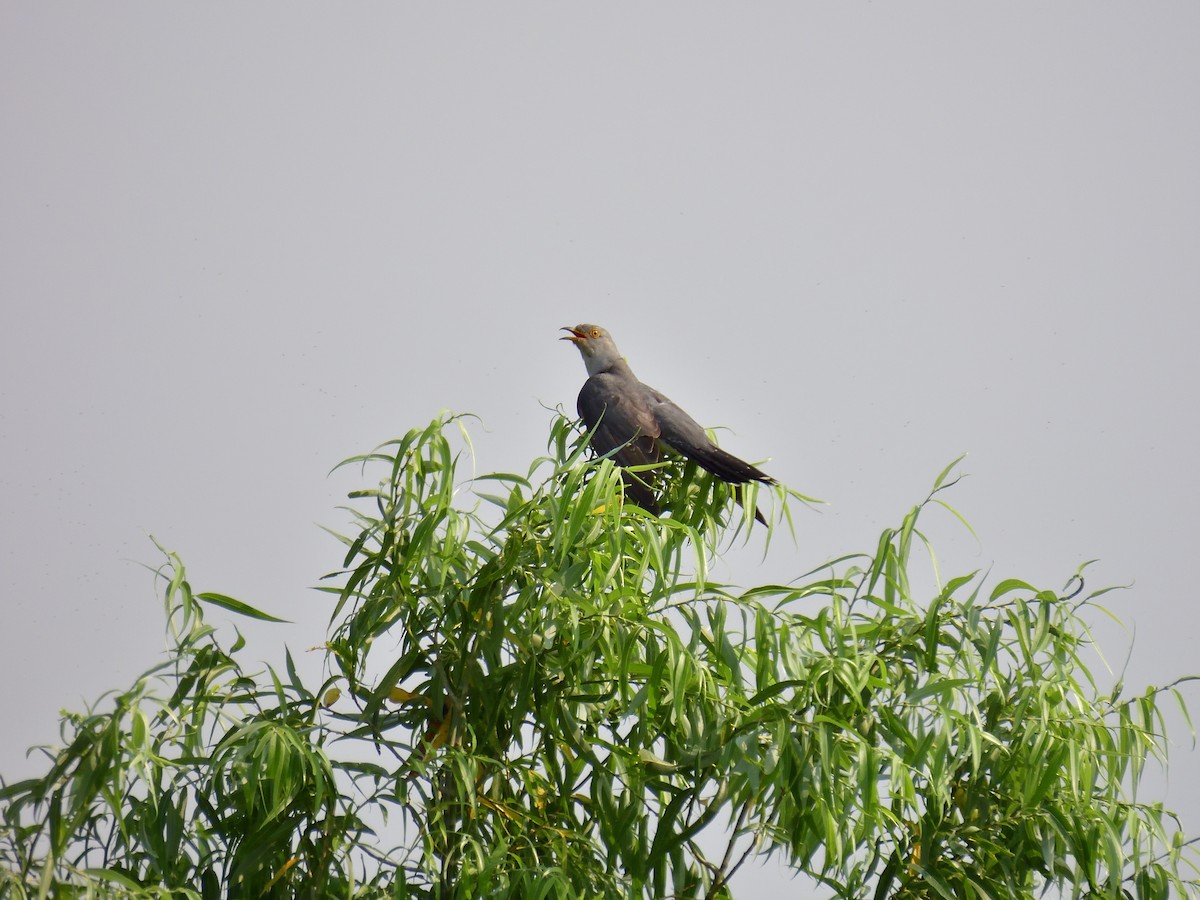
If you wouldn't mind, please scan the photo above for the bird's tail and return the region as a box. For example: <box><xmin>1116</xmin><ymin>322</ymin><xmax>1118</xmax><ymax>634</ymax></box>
<box><xmin>689</xmin><ymin>445</ymin><xmax>775</xmax><ymax>486</ymax></box>
<box><xmin>732</xmin><ymin>484</ymin><xmax>769</xmax><ymax>526</ymax></box>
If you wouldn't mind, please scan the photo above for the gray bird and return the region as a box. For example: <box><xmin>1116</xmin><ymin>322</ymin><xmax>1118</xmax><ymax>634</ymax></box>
<box><xmin>561</xmin><ymin>323</ymin><xmax>774</xmax><ymax>519</ymax></box>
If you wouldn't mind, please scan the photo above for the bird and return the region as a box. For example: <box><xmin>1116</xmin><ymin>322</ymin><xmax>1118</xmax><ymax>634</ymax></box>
<box><xmin>560</xmin><ymin>323</ymin><xmax>774</xmax><ymax>520</ymax></box>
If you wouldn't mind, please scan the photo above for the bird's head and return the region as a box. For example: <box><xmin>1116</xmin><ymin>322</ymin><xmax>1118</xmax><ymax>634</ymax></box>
<box><xmin>560</xmin><ymin>324</ymin><xmax>625</xmax><ymax>376</ymax></box>
<box><xmin>559</xmin><ymin>323</ymin><xmax>608</xmax><ymax>344</ymax></box>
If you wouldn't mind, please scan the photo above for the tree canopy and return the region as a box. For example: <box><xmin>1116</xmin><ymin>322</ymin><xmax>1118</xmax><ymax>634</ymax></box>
<box><xmin>1</xmin><ymin>412</ymin><xmax>1196</xmax><ymax>899</ymax></box>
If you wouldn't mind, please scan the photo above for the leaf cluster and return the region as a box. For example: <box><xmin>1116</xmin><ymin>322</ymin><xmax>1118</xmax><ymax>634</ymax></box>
<box><xmin>1</xmin><ymin>412</ymin><xmax>1196</xmax><ymax>899</ymax></box>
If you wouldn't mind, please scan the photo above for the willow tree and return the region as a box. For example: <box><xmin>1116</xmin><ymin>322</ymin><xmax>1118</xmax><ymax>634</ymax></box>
<box><xmin>1</xmin><ymin>413</ymin><xmax>1196</xmax><ymax>898</ymax></box>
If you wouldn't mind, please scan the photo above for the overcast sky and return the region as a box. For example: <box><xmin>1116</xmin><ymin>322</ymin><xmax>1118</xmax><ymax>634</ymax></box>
<box><xmin>3</xmin><ymin>4</ymin><xmax>1198</xmax><ymax>892</ymax></box>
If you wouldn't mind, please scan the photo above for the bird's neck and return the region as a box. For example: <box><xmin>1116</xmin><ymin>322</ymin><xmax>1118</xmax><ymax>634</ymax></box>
<box><xmin>587</xmin><ymin>355</ymin><xmax>635</xmax><ymax>379</ymax></box>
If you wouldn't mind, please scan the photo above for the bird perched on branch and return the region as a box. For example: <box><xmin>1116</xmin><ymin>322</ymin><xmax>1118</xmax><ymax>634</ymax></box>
<box><xmin>561</xmin><ymin>323</ymin><xmax>775</xmax><ymax>521</ymax></box>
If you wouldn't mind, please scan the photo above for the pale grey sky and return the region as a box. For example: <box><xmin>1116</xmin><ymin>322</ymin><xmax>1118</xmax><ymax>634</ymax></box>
<box><xmin>2</xmin><ymin>3</ymin><xmax>1198</xmax><ymax>893</ymax></box>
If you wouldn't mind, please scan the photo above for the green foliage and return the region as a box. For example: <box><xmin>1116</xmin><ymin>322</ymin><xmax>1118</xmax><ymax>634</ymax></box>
<box><xmin>1</xmin><ymin>412</ymin><xmax>1196</xmax><ymax>898</ymax></box>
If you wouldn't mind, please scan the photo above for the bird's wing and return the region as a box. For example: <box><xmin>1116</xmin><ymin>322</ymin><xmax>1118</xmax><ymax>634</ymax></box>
<box><xmin>577</xmin><ymin>373</ymin><xmax>662</xmax><ymax>468</ymax></box>
<box><xmin>648</xmin><ymin>388</ymin><xmax>775</xmax><ymax>485</ymax></box>
<box><xmin>577</xmin><ymin>373</ymin><xmax>663</xmax><ymax>511</ymax></box>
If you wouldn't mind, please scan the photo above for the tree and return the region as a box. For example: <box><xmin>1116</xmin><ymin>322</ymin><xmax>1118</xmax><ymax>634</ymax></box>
<box><xmin>1</xmin><ymin>412</ymin><xmax>1196</xmax><ymax>898</ymax></box>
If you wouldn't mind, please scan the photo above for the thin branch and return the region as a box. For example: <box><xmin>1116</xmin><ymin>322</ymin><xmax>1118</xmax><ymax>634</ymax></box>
<box><xmin>704</xmin><ymin>799</ymin><xmax>755</xmax><ymax>900</ymax></box>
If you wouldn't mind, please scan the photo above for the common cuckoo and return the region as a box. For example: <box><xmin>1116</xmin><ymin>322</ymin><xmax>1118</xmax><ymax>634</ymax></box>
<box><xmin>561</xmin><ymin>323</ymin><xmax>774</xmax><ymax>519</ymax></box>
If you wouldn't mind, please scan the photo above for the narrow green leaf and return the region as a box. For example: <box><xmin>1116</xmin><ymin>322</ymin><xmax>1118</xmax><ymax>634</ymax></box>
<box><xmin>196</xmin><ymin>592</ymin><xmax>290</xmax><ymax>623</ymax></box>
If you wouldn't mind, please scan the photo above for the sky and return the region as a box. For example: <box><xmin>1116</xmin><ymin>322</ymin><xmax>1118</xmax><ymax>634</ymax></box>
<box><xmin>2</xmin><ymin>3</ymin><xmax>1198</xmax><ymax>892</ymax></box>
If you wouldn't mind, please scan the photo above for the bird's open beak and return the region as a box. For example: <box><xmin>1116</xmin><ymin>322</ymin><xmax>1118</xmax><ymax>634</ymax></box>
<box><xmin>560</xmin><ymin>326</ymin><xmax>585</xmax><ymax>343</ymax></box>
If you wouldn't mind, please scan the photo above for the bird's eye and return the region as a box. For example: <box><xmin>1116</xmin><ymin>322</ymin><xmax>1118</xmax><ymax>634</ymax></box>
<box><xmin>591</xmin><ymin>329</ymin><xmax>600</xmax><ymax>337</ymax></box>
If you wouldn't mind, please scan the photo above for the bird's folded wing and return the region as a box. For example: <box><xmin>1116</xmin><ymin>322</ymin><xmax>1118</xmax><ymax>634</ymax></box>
<box><xmin>577</xmin><ymin>374</ymin><xmax>662</xmax><ymax>468</ymax></box>
<box><xmin>651</xmin><ymin>391</ymin><xmax>774</xmax><ymax>485</ymax></box>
